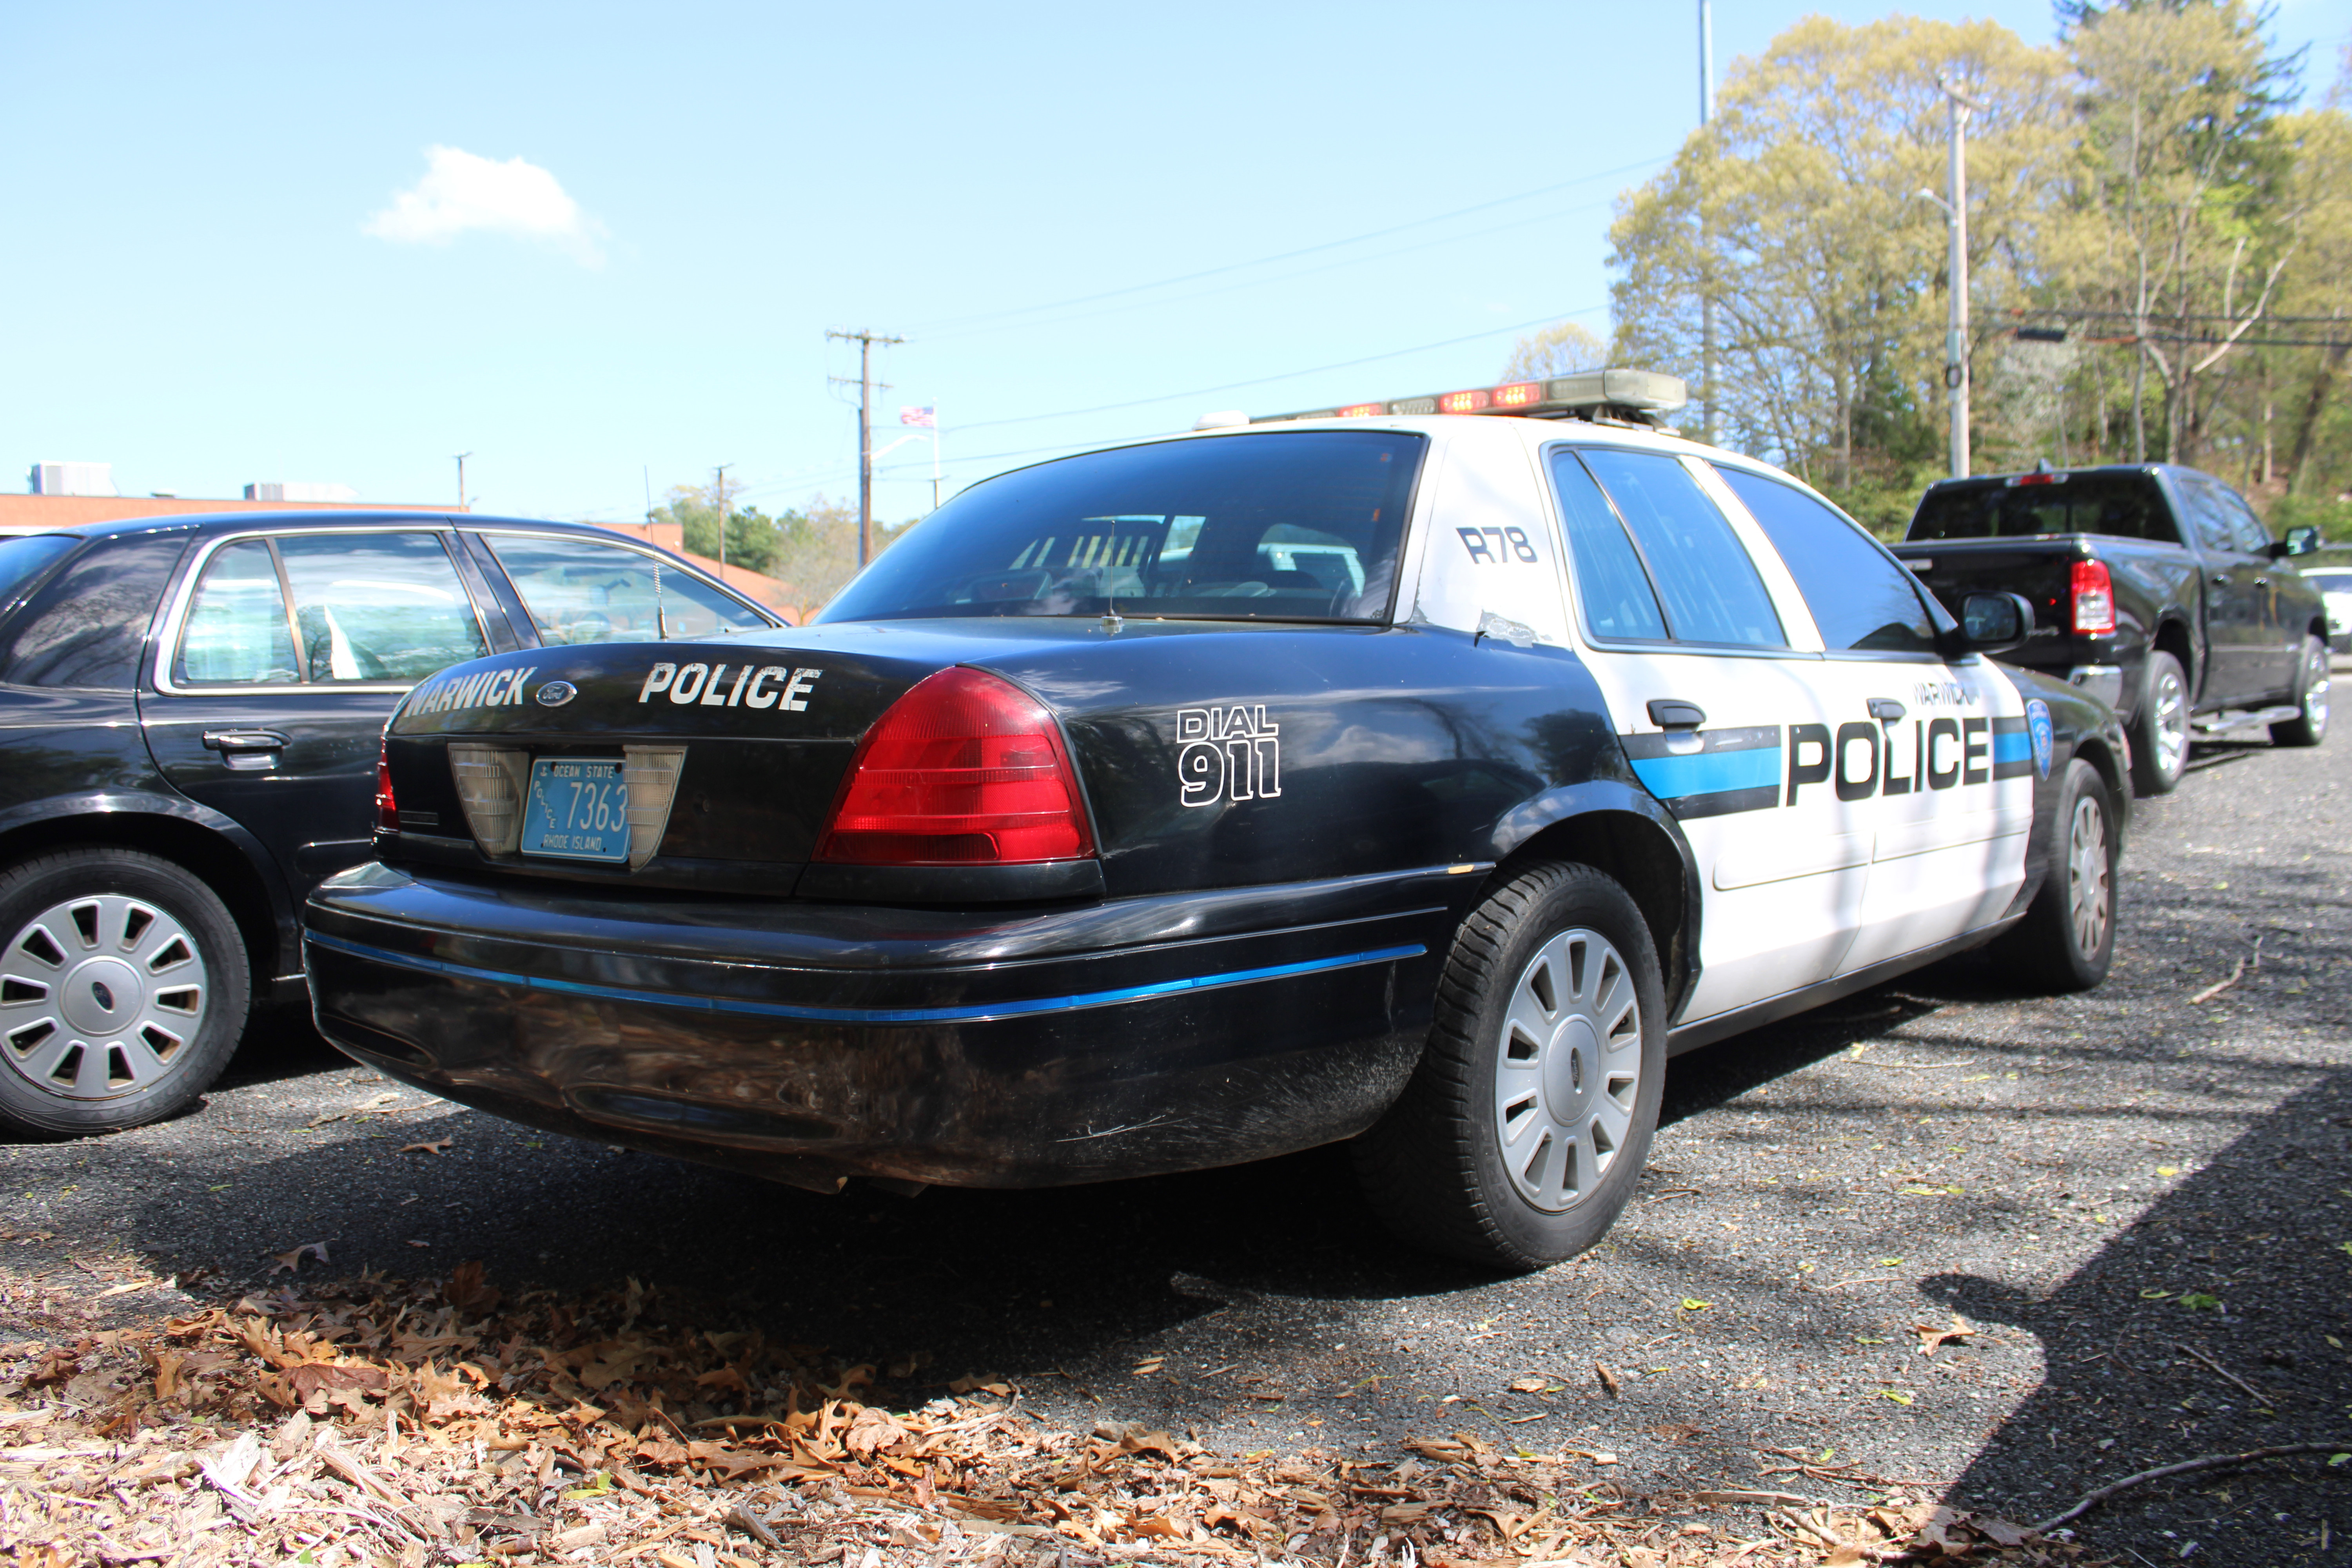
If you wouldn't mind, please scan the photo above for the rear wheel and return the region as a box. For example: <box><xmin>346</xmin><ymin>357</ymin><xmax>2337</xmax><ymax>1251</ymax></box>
<box><xmin>2270</xmin><ymin>635</ymin><xmax>2329</xmax><ymax>747</ymax></box>
<box><xmin>0</xmin><ymin>849</ymin><xmax>250</xmax><ymax>1138</ymax></box>
<box><xmin>2129</xmin><ymin>651</ymin><xmax>2189</xmax><ymax>795</ymax></box>
<box><xmin>2000</xmin><ymin>759</ymin><xmax>2118</xmax><ymax>994</ymax></box>
<box><xmin>1353</xmin><ymin>862</ymin><xmax>1665</xmax><ymax>1270</ymax></box>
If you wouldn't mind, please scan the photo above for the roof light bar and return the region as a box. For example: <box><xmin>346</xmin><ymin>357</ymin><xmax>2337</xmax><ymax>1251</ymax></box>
<box><xmin>1252</xmin><ymin>368</ymin><xmax>1688</xmax><ymax>428</ymax></box>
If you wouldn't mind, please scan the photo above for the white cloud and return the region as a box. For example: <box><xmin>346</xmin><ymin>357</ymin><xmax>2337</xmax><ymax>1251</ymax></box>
<box><xmin>365</xmin><ymin>145</ymin><xmax>605</xmax><ymax>265</ymax></box>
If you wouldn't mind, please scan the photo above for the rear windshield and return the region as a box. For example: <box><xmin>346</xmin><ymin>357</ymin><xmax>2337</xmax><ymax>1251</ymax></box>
<box><xmin>817</xmin><ymin>430</ymin><xmax>1423</xmax><ymax>624</ymax></box>
<box><xmin>0</xmin><ymin>534</ymin><xmax>78</xmax><ymax>610</ymax></box>
<box><xmin>1908</xmin><ymin>474</ymin><xmax>2180</xmax><ymax>543</ymax></box>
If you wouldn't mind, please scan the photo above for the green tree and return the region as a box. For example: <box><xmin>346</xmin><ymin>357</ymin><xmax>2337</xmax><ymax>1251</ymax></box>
<box><xmin>1608</xmin><ymin>15</ymin><xmax>2072</xmax><ymax>518</ymax></box>
<box><xmin>1502</xmin><ymin>320</ymin><xmax>1608</xmax><ymax>381</ymax></box>
<box><xmin>652</xmin><ymin>485</ymin><xmax>782</xmax><ymax>575</ymax></box>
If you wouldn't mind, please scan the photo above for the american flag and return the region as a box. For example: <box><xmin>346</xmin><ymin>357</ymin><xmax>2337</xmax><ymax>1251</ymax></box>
<box><xmin>899</xmin><ymin>406</ymin><xmax>936</xmax><ymax>428</ymax></box>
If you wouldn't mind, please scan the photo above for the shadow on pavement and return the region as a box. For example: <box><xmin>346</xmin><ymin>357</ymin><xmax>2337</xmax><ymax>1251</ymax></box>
<box><xmin>1922</xmin><ymin>1064</ymin><xmax>2351</xmax><ymax>1562</ymax></box>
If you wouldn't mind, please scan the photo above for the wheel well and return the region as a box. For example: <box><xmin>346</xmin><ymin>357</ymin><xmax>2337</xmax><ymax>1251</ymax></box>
<box><xmin>2151</xmin><ymin>618</ymin><xmax>2195</xmax><ymax>692</ymax></box>
<box><xmin>1493</xmin><ymin>810</ymin><xmax>1691</xmax><ymax>1011</ymax></box>
<box><xmin>2073</xmin><ymin>737</ymin><xmax>2128</xmax><ymax>830</ymax></box>
<box><xmin>0</xmin><ymin>815</ymin><xmax>283</xmax><ymax>985</ymax></box>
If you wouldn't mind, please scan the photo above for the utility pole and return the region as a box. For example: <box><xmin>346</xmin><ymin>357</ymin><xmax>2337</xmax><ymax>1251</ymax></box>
<box><xmin>828</xmin><ymin>329</ymin><xmax>902</xmax><ymax>567</ymax></box>
<box><xmin>1919</xmin><ymin>74</ymin><xmax>1984</xmax><ymax>479</ymax></box>
<box><xmin>1698</xmin><ymin>0</ymin><xmax>1717</xmax><ymax>445</ymax></box>
<box><xmin>712</xmin><ymin>463</ymin><xmax>732</xmax><ymax>575</ymax></box>
<box><xmin>453</xmin><ymin>452</ymin><xmax>472</xmax><ymax>511</ymax></box>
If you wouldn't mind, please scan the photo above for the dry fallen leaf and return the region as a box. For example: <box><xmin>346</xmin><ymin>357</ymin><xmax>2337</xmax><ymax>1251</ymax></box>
<box><xmin>267</xmin><ymin>1240</ymin><xmax>331</xmax><ymax>1275</ymax></box>
<box><xmin>400</xmin><ymin>1138</ymin><xmax>454</xmax><ymax>1155</ymax></box>
<box><xmin>1507</xmin><ymin>1375</ymin><xmax>1550</xmax><ymax>1393</ymax></box>
<box><xmin>1594</xmin><ymin>1361</ymin><xmax>1622</xmax><ymax>1399</ymax></box>
<box><xmin>1914</xmin><ymin>1314</ymin><xmax>1977</xmax><ymax>1356</ymax></box>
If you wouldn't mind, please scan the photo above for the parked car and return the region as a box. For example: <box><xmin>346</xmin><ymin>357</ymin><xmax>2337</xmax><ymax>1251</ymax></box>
<box><xmin>307</xmin><ymin>374</ymin><xmax>2130</xmax><ymax>1270</ymax></box>
<box><xmin>0</xmin><ymin>512</ymin><xmax>779</xmax><ymax>1137</ymax></box>
<box><xmin>2302</xmin><ymin>563</ymin><xmax>2352</xmax><ymax>653</ymax></box>
<box><xmin>1892</xmin><ymin>465</ymin><xmax>2328</xmax><ymax>794</ymax></box>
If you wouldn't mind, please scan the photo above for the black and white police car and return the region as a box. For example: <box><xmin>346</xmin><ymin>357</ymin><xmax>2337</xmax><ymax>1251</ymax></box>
<box><xmin>305</xmin><ymin>371</ymin><xmax>2128</xmax><ymax>1269</ymax></box>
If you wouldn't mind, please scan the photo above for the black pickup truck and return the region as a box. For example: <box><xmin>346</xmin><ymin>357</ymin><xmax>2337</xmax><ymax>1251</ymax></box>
<box><xmin>1892</xmin><ymin>464</ymin><xmax>2329</xmax><ymax>793</ymax></box>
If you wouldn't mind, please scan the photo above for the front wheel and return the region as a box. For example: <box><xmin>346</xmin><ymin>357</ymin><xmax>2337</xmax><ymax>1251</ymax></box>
<box><xmin>2129</xmin><ymin>651</ymin><xmax>2190</xmax><ymax>795</ymax></box>
<box><xmin>0</xmin><ymin>849</ymin><xmax>251</xmax><ymax>1138</ymax></box>
<box><xmin>2270</xmin><ymin>635</ymin><xmax>2330</xmax><ymax>747</ymax></box>
<box><xmin>1999</xmin><ymin>759</ymin><xmax>2119</xmax><ymax>994</ymax></box>
<box><xmin>1353</xmin><ymin>862</ymin><xmax>1666</xmax><ymax>1270</ymax></box>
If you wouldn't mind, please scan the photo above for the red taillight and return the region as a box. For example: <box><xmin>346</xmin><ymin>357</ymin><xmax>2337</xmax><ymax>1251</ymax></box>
<box><xmin>816</xmin><ymin>668</ymin><xmax>1094</xmax><ymax>866</ymax></box>
<box><xmin>376</xmin><ymin>735</ymin><xmax>398</xmax><ymax>832</ymax></box>
<box><xmin>2071</xmin><ymin>558</ymin><xmax>2116</xmax><ymax>635</ymax></box>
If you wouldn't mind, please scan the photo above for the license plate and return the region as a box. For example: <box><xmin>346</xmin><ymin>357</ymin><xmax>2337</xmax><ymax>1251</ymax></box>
<box><xmin>520</xmin><ymin>758</ymin><xmax>630</xmax><ymax>863</ymax></box>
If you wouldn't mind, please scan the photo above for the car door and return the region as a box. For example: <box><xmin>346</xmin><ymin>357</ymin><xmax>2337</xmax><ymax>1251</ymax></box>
<box><xmin>1710</xmin><ymin>466</ymin><xmax>2033</xmax><ymax>974</ymax></box>
<box><xmin>1546</xmin><ymin>444</ymin><xmax>1868</xmax><ymax>1023</ymax></box>
<box><xmin>140</xmin><ymin>528</ymin><xmax>500</xmax><ymax>900</ymax></box>
<box><xmin>2207</xmin><ymin>481</ymin><xmax>2301</xmax><ymax>695</ymax></box>
<box><xmin>2169</xmin><ymin>471</ymin><xmax>2271</xmax><ymax>705</ymax></box>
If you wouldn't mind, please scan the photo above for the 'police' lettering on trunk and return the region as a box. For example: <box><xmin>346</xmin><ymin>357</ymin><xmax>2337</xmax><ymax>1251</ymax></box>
<box><xmin>639</xmin><ymin>662</ymin><xmax>822</xmax><ymax>712</ymax></box>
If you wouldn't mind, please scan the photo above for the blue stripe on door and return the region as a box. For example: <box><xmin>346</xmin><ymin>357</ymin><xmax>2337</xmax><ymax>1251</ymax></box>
<box><xmin>1628</xmin><ymin>746</ymin><xmax>1783</xmax><ymax>800</ymax></box>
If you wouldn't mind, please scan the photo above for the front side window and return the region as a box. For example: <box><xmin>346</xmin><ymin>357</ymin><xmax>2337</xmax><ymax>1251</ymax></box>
<box><xmin>817</xmin><ymin>430</ymin><xmax>1421</xmax><ymax>624</ymax></box>
<box><xmin>276</xmin><ymin>534</ymin><xmax>486</xmax><ymax>682</ymax></box>
<box><xmin>484</xmin><ymin>535</ymin><xmax>771</xmax><ymax>644</ymax></box>
<box><xmin>1561</xmin><ymin>448</ymin><xmax>1784</xmax><ymax>648</ymax></box>
<box><xmin>178</xmin><ymin>539</ymin><xmax>298</xmax><ymax>684</ymax></box>
<box><xmin>1715</xmin><ymin>466</ymin><xmax>1941</xmax><ymax>655</ymax></box>
<box><xmin>0</xmin><ymin>536</ymin><xmax>183</xmax><ymax>690</ymax></box>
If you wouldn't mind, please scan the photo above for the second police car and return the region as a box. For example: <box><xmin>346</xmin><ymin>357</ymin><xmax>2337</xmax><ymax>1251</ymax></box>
<box><xmin>304</xmin><ymin>372</ymin><xmax>2127</xmax><ymax>1269</ymax></box>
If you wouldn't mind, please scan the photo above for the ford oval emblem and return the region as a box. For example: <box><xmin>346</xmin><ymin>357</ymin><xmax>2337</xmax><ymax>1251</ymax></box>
<box><xmin>535</xmin><ymin>681</ymin><xmax>578</xmax><ymax>707</ymax></box>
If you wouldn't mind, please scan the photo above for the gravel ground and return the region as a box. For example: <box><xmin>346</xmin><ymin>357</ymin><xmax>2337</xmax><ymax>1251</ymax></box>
<box><xmin>5</xmin><ymin>704</ymin><xmax>2347</xmax><ymax>1565</ymax></box>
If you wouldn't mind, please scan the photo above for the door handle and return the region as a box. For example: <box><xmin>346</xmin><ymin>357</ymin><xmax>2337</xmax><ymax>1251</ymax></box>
<box><xmin>2253</xmin><ymin>577</ymin><xmax>2269</xmax><ymax>588</ymax></box>
<box><xmin>1867</xmin><ymin>698</ymin><xmax>1906</xmax><ymax>721</ymax></box>
<box><xmin>1646</xmin><ymin>699</ymin><xmax>1706</xmax><ymax>731</ymax></box>
<box><xmin>201</xmin><ymin>729</ymin><xmax>289</xmax><ymax>752</ymax></box>
<box><xmin>2210</xmin><ymin>573</ymin><xmax>2232</xmax><ymax>587</ymax></box>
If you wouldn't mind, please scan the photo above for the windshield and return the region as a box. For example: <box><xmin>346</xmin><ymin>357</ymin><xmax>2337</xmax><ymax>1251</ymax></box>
<box><xmin>817</xmin><ymin>430</ymin><xmax>1423</xmax><ymax>624</ymax></box>
<box><xmin>0</xmin><ymin>535</ymin><xmax>80</xmax><ymax>610</ymax></box>
<box><xmin>1908</xmin><ymin>474</ymin><xmax>2178</xmax><ymax>544</ymax></box>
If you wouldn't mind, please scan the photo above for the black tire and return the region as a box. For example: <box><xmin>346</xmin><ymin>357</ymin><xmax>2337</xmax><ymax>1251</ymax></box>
<box><xmin>0</xmin><ymin>848</ymin><xmax>250</xmax><ymax>1138</ymax></box>
<box><xmin>2000</xmin><ymin>759</ymin><xmax>2119</xmax><ymax>994</ymax></box>
<box><xmin>1352</xmin><ymin>862</ymin><xmax>1666</xmax><ymax>1270</ymax></box>
<box><xmin>2270</xmin><ymin>635</ymin><xmax>2330</xmax><ymax>747</ymax></box>
<box><xmin>2129</xmin><ymin>650</ymin><xmax>2190</xmax><ymax>795</ymax></box>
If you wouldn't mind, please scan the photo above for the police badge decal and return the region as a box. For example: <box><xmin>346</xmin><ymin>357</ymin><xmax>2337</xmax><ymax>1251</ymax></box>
<box><xmin>2026</xmin><ymin>699</ymin><xmax>2055</xmax><ymax>780</ymax></box>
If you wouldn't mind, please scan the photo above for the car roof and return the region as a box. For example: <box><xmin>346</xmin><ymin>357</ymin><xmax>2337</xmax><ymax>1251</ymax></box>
<box><xmin>9</xmin><ymin>510</ymin><xmax>639</xmax><ymax>544</ymax></box>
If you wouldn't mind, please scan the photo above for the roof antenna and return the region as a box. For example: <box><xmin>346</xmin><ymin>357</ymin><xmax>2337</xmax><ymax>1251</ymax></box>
<box><xmin>654</xmin><ymin>559</ymin><xmax>669</xmax><ymax>640</ymax></box>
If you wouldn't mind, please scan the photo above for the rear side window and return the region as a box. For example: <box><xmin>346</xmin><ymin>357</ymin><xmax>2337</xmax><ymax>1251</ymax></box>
<box><xmin>817</xmin><ymin>430</ymin><xmax>1421</xmax><ymax>624</ymax></box>
<box><xmin>0</xmin><ymin>535</ymin><xmax>183</xmax><ymax>690</ymax></box>
<box><xmin>1565</xmin><ymin>449</ymin><xmax>1784</xmax><ymax>647</ymax></box>
<box><xmin>1715</xmin><ymin>467</ymin><xmax>1940</xmax><ymax>655</ymax></box>
<box><xmin>483</xmin><ymin>535</ymin><xmax>771</xmax><ymax>643</ymax></box>
<box><xmin>1909</xmin><ymin>474</ymin><xmax>2180</xmax><ymax>544</ymax></box>
<box><xmin>178</xmin><ymin>539</ymin><xmax>299</xmax><ymax>684</ymax></box>
<box><xmin>1552</xmin><ymin>452</ymin><xmax>1668</xmax><ymax>640</ymax></box>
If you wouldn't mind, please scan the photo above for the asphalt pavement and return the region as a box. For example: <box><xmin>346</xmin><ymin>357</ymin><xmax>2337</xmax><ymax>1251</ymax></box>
<box><xmin>4</xmin><ymin>697</ymin><xmax>2347</xmax><ymax>1566</ymax></box>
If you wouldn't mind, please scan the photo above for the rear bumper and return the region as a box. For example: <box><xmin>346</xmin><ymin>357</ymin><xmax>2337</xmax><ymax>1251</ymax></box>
<box><xmin>303</xmin><ymin>862</ymin><xmax>1469</xmax><ymax>1191</ymax></box>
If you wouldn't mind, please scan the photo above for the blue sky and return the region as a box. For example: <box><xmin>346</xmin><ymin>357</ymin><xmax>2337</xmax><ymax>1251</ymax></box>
<box><xmin>4</xmin><ymin>1</ymin><xmax>2344</xmax><ymax>528</ymax></box>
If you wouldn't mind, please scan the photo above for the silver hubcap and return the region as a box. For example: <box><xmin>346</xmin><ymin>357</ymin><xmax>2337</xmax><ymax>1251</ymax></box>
<box><xmin>2150</xmin><ymin>665</ymin><xmax>2188</xmax><ymax>777</ymax></box>
<box><xmin>2303</xmin><ymin>644</ymin><xmax>2330</xmax><ymax>732</ymax></box>
<box><xmin>1494</xmin><ymin>926</ymin><xmax>1642</xmax><ymax>1213</ymax></box>
<box><xmin>2066</xmin><ymin>795</ymin><xmax>2111</xmax><ymax>958</ymax></box>
<box><xmin>1</xmin><ymin>895</ymin><xmax>207</xmax><ymax>1101</ymax></box>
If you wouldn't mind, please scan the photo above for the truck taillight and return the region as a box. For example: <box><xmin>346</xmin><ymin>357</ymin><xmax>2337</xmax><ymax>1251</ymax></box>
<box><xmin>376</xmin><ymin>735</ymin><xmax>398</xmax><ymax>832</ymax></box>
<box><xmin>2071</xmin><ymin>559</ymin><xmax>2116</xmax><ymax>635</ymax></box>
<box><xmin>816</xmin><ymin>668</ymin><xmax>1095</xmax><ymax>866</ymax></box>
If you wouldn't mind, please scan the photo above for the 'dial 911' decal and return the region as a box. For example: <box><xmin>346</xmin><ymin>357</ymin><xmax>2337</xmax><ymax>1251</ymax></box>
<box><xmin>1176</xmin><ymin>706</ymin><xmax>1281</xmax><ymax>807</ymax></box>
<box><xmin>1621</xmin><ymin>716</ymin><xmax>2036</xmax><ymax>819</ymax></box>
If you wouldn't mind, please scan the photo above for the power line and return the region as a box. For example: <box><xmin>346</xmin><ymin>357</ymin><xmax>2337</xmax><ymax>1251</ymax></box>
<box><xmin>954</xmin><ymin>307</ymin><xmax>1606</xmax><ymax>432</ymax></box>
<box><xmin>904</xmin><ymin>154</ymin><xmax>1670</xmax><ymax>338</ymax></box>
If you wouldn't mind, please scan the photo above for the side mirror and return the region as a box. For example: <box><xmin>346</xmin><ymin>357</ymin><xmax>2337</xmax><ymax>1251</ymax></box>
<box><xmin>2276</xmin><ymin>524</ymin><xmax>2322</xmax><ymax>558</ymax></box>
<box><xmin>1958</xmin><ymin>590</ymin><xmax>2033</xmax><ymax>654</ymax></box>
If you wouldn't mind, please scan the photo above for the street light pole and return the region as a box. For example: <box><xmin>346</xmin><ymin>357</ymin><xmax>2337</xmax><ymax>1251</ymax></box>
<box><xmin>1933</xmin><ymin>73</ymin><xmax>1984</xmax><ymax>479</ymax></box>
<box><xmin>1699</xmin><ymin>0</ymin><xmax>1717</xmax><ymax>445</ymax></box>
<box><xmin>453</xmin><ymin>452</ymin><xmax>472</xmax><ymax>511</ymax></box>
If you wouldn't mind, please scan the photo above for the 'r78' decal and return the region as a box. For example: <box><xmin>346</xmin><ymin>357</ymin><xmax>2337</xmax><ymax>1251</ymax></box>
<box><xmin>1457</xmin><ymin>526</ymin><xmax>1540</xmax><ymax>564</ymax></box>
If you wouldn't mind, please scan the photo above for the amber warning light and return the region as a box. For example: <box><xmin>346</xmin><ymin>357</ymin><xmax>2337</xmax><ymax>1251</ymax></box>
<box><xmin>1253</xmin><ymin>368</ymin><xmax>1688</xmax><ymax>428</ymax></box>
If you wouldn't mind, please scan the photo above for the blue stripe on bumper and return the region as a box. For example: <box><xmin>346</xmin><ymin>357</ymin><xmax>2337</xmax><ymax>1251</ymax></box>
<box><xmin>303</xmin><ymin>930</ymin><xmax>1427</xmax><ymax>1026</ymax></box>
